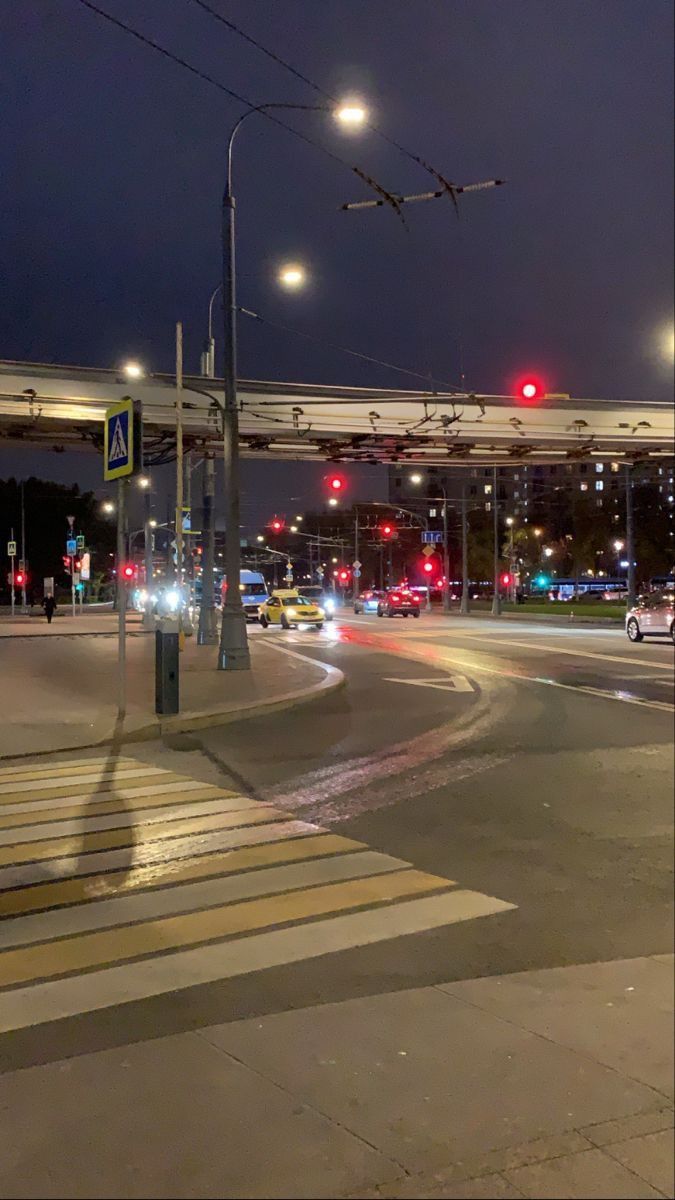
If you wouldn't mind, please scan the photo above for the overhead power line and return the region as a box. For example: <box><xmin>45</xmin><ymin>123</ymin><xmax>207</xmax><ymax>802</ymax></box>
<box><xmin>238</xmin><ymin>306</ymin><xmax>466</xmax><ymax>394</ymax></box>
<box><xmin>188</xmin><ymin>0</ymin><xmax>507</xmax><ymax>215</ymax></box>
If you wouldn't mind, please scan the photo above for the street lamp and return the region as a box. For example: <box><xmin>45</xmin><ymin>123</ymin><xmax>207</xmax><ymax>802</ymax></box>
<box><xmin>278</xmin><ymin>264</ymin><xmax>306</xmax><ymax>290</ymax></box>
<box><xmin>543</xmin><ymin>546</ymin><xmax>554</xmax><ymax>559</ymax></box>
<box><xmin>328</xmin><ymin>497</ymin><xmax>339</xmax><ymax>507</ymax></box>
<box><xmin>409</xmin><ymin>472</ymin><xmax>423</xmax><ymax>485</ymax></box>
<box><xmin>122</xmin><ymin>360</ymin><xmax>144</xmax><ymax>380</ymax></box>
<box><xmin>217</xmin><ymin>98</ymin><xmax>366</xmax><ymax>671</ymax></box>
<box><xmin>102</xmin><ymin>500</ymin><xmax>115</xmax><ymax>515</ymax></box>
<box><xmin>137</xmin><ymin>476</ymin><xmax>150</xmax><ymax>489</ymax></box>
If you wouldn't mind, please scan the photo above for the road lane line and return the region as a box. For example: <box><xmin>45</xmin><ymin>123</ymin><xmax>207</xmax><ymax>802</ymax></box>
<box><xmin>0</xmin><ymin>833</ymin><xmax>364</xmax><ymax>917</ymax></box>
<box><xmin>0</xmin><ymin>807</ymin><xmax>289</xmax><ymax>869</ymax></box>
<box><xmin>0</xmin><ymin>819</ymin><xmax>327</xmax><ymax>891</ymax></box>
<box><xmin>0</xmin><ymin>797</ymin><xmax>270</xmax><ymax>845</ymax></box>
<box><xmin>0</xmin><ymin>766</ymin><xmax>168</xmax><ymax>794</ymax></box>
<box><xmin>0</xmin><ymin>891</ymin><xmax>516</xmax><ymax>1034</ymax></box>
<box><xmin>0</xmin><ymin>870</ymin><xmax>450</xmax><ymax>989</ymax></box>
<box><xmin>428</xmin><ymin>632</ymin><xmax>675</xmax><ymax>671</ymax></box>
<box><xmin>2</xmin><ymin>851</ymin><xmax>415</xmax><ymax>948</ymax></box>
<box><xmin>0</xmin><ymin>784</ymin><xmax>238</xmax><ymax>825</ymax></box>
<box><xmin>0</xmin><ymin>757</ymin><xmax>142</xmax><ymax>783</ymax></box>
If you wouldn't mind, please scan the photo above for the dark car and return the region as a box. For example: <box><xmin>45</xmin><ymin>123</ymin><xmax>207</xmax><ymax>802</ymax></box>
<box><xmin>377</xmin><ymin>588</ymin><xmax>421</xmax><ymax>618</ymax></box>
<box><xmin>354</xmin><ymin>588</ymin><xmax>384</xmax><ymax>614</ymax></box>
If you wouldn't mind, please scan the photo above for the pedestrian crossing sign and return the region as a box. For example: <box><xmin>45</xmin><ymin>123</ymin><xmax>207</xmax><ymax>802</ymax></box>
<box><xmin>104</xmin><ymin>398</ymin><xmax>139</xmax><ymax>480</ymax></box>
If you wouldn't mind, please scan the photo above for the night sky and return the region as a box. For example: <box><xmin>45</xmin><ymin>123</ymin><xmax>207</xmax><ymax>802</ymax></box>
<box><xmin>1</xmin><ymin>0</ymin><xmax>673</xmax><ymax>531</ymax></box>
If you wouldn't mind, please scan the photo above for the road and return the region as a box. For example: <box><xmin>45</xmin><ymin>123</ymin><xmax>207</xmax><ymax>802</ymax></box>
<box><xmin>1</xmin><ymin>612</ymin><xmax>672</xmax><ymax>1197</ymax></box>
<box><xmin>0</xmin><ymin>613</ymin><xmax>671</xmax><ymax>1061</ymax></box>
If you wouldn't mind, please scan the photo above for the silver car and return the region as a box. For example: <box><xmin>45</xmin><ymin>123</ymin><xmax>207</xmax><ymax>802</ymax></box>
<box><xmin>626</xmin><ymin>591</ymin><xmax>675</xmax><ymax>643</ymax></box>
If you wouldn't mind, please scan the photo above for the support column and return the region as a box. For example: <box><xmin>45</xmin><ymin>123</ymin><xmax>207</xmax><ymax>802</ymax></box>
<box><xmin>460</xmin><ymin>478</ymin><xmax>470</xmax><ymax>615</ymax></box>
<box><xmin>198</xmin><ymin>453</ymin><xmax>218</xmax><ymax>644</ymax></box>
<box><xmin>491</xmin><ymin>466</ymin><xmax>501</xmax><ymax>617</ymax></box>
<box><xmin>625</xmin><ymin>463</ymin><xmax>636</xmax><ymax>607</ymax></box>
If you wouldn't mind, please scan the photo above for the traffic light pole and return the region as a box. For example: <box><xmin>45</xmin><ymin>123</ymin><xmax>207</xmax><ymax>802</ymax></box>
<box><xmin>20</xmin><ymin>481</ymin><xmax>27</xmax><ymax>612</ymax></box>
<box><xmin>117</xmin><ymin>478</ymin><xmax>127</xmax><ymax>720</ymax></box>
<box><xmin>198</xmin><ymin>453</ymin><xmax>218</xmax><ymax>644</ymax></box>
<box><xmin>491</xmin><ymin>466</ymin><xmax>501</xmax><ymax>617</ymax></box>
<box><xmin>9</xmin><ymin>527</ymin><xmax>15</xmax><ymax>620</ymax></box>
<box><xmin>625</xmin><ymin>463</ymin><xmax>636</xmax><ymax>607</ymax></box>
<box><xmin>353</xmin><ymin>508</ymin><xmax>359</xmax><ymax>603</ymax></box>
<box><xmin>460</xmin><ymin>480</ymin><xmax>470</xmax><ymax>615</ymax></box>
<box><xmin>441</xmin><ymin>486</ymin><xmax>450</xmax><ymax>613</ymax></box>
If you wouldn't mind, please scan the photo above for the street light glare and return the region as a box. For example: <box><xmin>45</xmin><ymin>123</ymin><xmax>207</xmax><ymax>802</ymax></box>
<box><xmin>122</xmin><ymin>360</ymin><xmax>144</xmax><ymax>380</ymax></box>
<box><xmin>102</xmin><ymin>501</ymin><xmax>115</xmax><ymax>514</ymax></box>
<box><xmin>328</xmin><ymin>497</ymin><xmax>339</xmax><ymax>507</ymax></box>
<box><xmin>149</xmin><ymin>518</ymin><xmax>157</xmax><ymax>528</ymax></box>
<box><xmin>335</xmin><ymin>101</ymin><xmax>367</xmax><ymax>127</ymax></box>
<box><xmin>278</xmin><ymin>264</ymin><xmax>306</xmax><ymax>290</ymax></box>
<box><xmin>137</xmin><ymin>476</ymin><xmax>150</xmax><ymax>489</ymax></box>
<box><xmin>409</xmin><ymin>473</ymin><xmax>423</xmax><ymax>485</ymax></box>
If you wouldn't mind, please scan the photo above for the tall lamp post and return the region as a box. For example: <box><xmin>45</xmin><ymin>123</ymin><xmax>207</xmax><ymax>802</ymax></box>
<box><xmin>217</xmin><ymin>99</ymin><xmax>366</xmax><ymax>671</ymax></box>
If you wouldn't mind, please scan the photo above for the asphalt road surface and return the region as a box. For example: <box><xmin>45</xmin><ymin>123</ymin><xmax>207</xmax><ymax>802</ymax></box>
<box><xmin>0</xmin><ymin>614</ymin><xmax>672</xmax><ymax>1072</ymax></box>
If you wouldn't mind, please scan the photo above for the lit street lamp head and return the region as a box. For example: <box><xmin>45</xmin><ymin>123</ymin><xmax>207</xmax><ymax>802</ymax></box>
<box><xmin>122</xmin><ymin>360</ymin><xmax>144</xmax><ymax>380</ymax></box>
<box><xmin>335</xmin><ymin>101</ymin><xmax>367</xmax><ymax>128</ymax></box>
<box><xmin>102</xmin><ymin>500</ymin><xmax>115</xmax><ymax>514</ymax></box>
<box><xmin>137</xmin><ymin>476</ymin><xmax>150</xmax><ymax>489</ymax></box>
<box><xmin>409</xmin><ymin>473</ymin><xmax>423</xmax><ymax>485</ymax></box>
<box><xmin>278</xmin><ymin>264</ymin><xmax>306</xmax><ymax>290</ymax></box>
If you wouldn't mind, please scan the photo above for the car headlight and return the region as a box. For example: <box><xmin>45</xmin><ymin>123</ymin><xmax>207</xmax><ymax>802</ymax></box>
<box><xmin>324</xmin><ymin>598</ymin><xmax>335</xmax><ymax>612</ymax></box>
<box><xmin>317</xmin><ymin>607</ymin><xmax>325</xmax><ymax>617</ymax></box>
<box><xmin>166</xmin><ymin>590</ymin><xmax>180</xmax><ymax>611</ymax></box>
<box><xmin>286</xmin><ymin>608</ymin><xmax>296</xmax><ymax>618</ymax></box>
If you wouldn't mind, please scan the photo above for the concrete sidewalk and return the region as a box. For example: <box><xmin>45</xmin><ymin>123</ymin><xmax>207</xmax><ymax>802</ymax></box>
<box><xmin>0</xmin><ymin>633</ymin><xmax>343</xmax><ymax>759</ymax></box>
<box><xmin>1</xmin><ymin>955</ymin><xmax>671</xmax><ymax>1198</ymax></box>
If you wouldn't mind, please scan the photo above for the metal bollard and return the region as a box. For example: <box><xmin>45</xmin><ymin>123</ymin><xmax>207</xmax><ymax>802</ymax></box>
<box><xmin>155</xmin><ymin>616</ymin><xmax>180</xmax><ymax>715</ymax></box>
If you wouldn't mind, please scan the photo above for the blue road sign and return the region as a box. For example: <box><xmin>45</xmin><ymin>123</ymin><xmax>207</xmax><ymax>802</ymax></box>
<box><xmin>104</xmin><ymin>398</ymin><xmax>135</xmax><ymax>481</ymax></box>
<box><xmin>66</xmin><ymin>538</ymin><xmax>77</xmax><ymax>555</ymax></box>
<box><xmin>421</xmin><ymin>530</ymin><xmax>443</xmax><ymax>544</ymax></box>
<box><xmin>353</xmin><ymin>568</ymin><xmax>362</xmax><ymax>579</ymax></box>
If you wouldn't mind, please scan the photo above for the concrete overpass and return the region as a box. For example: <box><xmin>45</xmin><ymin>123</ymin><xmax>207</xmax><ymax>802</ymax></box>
<box><xmin>0</xmin><ymin>360</ymin><xmax>672</xmax><ymax>467</ymax></box>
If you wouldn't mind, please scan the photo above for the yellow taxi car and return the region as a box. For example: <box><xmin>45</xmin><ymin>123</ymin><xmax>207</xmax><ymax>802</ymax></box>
<box><xmin>258</xmin><ymin>589</ymin><xmax>325</xmax><ymax>631</ymax></box>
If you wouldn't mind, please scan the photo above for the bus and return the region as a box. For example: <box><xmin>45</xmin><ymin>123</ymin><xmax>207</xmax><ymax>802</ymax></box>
<box><xmin>194</xmin><ymin>569</ymin><xmax>269</xmax><ymax>621</ymax></box>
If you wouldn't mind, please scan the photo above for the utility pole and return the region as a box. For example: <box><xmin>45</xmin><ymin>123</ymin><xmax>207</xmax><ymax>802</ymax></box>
<box><xmin>20</xmin><ymin>481</ymin><xmax>27</xmax><ymax>611</ymax></box>
<box><xmin>625</xmin><ymin>463</ymin><xmax>636</xmax><ymax>606</ymax></box>
<box><xmin>460</xmin><ymin>478</ymin><xmax>470</xmax><ymax>615</ymax></box>
<box><xmin>353</xmin><ymin>507</ymin><xmax>359</xmax><ymax>603</ymax></box>
<box><xmin>142</xmin><ymin>478</ymin><xmax>154</xmax><ymax>629</ymax></box>
<box><xmin>116</xmin><ymin>478</ymin><xmax>127</xmax><ymax>720</ymax></box>
<box><xmin>491</xmin><ymin>466</ymin><xmax>501</xmax><ymax>617</ymax></box>
<box><xmin>442</xmin><ymin>486</ymin><xmax>450</xmax><ymax>613</ymax></box>
<box><xmin>9</xmin><ymin>526</ymin><xmax>15</xmax><ymax>619</ymax></box>
<box><xmin>175</xmin><ymin>322</ymin><xmax>184</xmax><ymax>586</ymax></box>
<box><xmin>198</xmin><ymin>453</ymin><xmax>218</xmax><ymax>644</ymax></box>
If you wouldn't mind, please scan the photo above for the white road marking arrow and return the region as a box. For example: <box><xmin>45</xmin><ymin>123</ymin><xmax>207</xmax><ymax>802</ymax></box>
<box><xmin>384</xmin><ymin>675</ymin><xmax>475</xmax><ymax>693</ymax></box>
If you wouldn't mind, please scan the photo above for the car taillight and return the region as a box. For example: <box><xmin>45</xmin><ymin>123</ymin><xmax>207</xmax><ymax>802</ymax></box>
<box><xmin>391</xmin><ymin>593</ymin><xmax>401</xmax><ymax>603</ymax></box>
<box><xmin>412</xmin><ymin>594</ymin><xmax>420</xmax><ymax>603</ymax></box>
<box><xmin>364</xmin><ymin>592</ymin><xmax>372</xmax><ymax>599</ymax></box>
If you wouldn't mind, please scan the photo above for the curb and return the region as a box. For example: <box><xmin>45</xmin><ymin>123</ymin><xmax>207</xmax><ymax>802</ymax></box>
<box><xmin>0</xmin><ymin>643</ymin><xmax>345</xmax><ymax>763</ymax></box>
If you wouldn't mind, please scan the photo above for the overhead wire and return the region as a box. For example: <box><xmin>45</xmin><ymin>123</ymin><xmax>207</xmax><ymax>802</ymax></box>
<box><xmin>74</xmin><ymin>0</ymin><xmax>360</xmax><ymax>173</ymax></box>
<box><xmin>238</xmin><ymin>306</ymin><xmax>467</xmax><ymax>393</ymax></box>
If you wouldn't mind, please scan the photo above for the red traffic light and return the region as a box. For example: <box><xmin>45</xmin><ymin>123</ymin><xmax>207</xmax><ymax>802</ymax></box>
<box><xmin>122</xmin><ymin>564</ymin><xmax>135</xmax><ymax>580</ymax></box>
<box><xmin>516</xmin><ymin>375</ymin><xmax>544</xmax><ymax>403</ymax></box>
<box><xmin>15</xmin><ymin>571</ymin><xmax>25</xmax><ymax>586</ymax></box>
<box><xmin>270</xmin><ymin>516</ymin><xmax>285</xmax><ymax>533</ymax></box>
<box><xmin>328</xmin><ymin>475</ymin><xmax>345</xmax><ymax>492</ymax></box>
<box><xmin>338</xmin><ymin>569</ymin><xmax>350</xmax><ymax>582</ymax></box>
<box><xmin>380</xmin><ymin>522</ymin><xmax>395</xmax><ymax>538</ymax></box>
<box><xmin>501</xmin><ymin>572</ymin><xmax>512</xmax><ymax>586</ymax></box>
<box><xmin>422</xmin><ymin>560</ymin><xmax>434</xmax><ymax>574</ymax></box>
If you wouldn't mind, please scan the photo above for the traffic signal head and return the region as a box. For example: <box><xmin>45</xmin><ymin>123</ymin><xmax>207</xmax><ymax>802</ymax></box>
<box><xmin>380</xmin><ymin>522</ymin><xmax>395</xmax><ymax>539</ymax></box>
<box><xmin>516</xmin><ymin>375</ymin><xmax>544</xmax><ymax>403</ymax></box>
<box><xmin>501</xmin><ymin>572</ymin><xmax>512</xmax><ymax>586</ymax></box>
<box><xmin>122</xmin><ymin>564</ymin><xmax>135</xmax><ymax>581</ymax></box>
<box><xmin>535</xmin><ymin>572</ymin><xmax>550</xmax><ymax>588</ymax></box>
<box><xmin>328</xmin><ymin>475</ymin><xmax>345</xmax><ymax>492</ymax></box>
<box><xmin>15</xmin><ymin>571</ymin><xmax>25</xmax><ymax>586</ymax></box>
<box><xmin>338</xmin><ymin>568</ymin><xmax>350</xmax><ymax>582</ymax></box>
<box><xmin>423</xmin><ymin>560</ymin><xmax>434</xmax><ymax>574</ymax></box>
<box><xmin>270</xmin><ymin>517</ymin><xmax>285</xmax><ymax>533</ymax></box>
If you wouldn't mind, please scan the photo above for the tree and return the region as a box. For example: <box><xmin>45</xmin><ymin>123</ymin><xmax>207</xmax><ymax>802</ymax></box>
<box><xmin>0</xmin><ymin>477</ymin><xmax>116</xmax><ymax>602</ymax></box>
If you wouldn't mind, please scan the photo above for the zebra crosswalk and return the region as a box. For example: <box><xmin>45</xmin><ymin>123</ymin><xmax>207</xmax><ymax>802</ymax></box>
<box><xmin>0</xmin><ymin>754</ymin><xmax>516</xmax><ymax>1033</ymax></box>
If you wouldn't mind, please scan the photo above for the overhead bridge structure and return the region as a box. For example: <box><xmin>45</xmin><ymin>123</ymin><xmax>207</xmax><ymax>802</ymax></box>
<box><xmin>0</xmin><ymin>361</ymin><xmax>672</xmax><ymax>467</ymax></box>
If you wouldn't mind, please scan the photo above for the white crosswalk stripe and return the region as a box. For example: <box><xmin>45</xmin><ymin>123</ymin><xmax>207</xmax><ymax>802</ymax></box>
<box><xmin>0</xmin><ymin>755</ymin><xmax>516</xmax><ymax>1033</ymax></box>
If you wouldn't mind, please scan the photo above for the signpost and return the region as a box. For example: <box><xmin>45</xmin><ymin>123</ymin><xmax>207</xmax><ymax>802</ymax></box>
<box><xmin>8</xmin><ymin>533</ymin><xmax>16</xmax><ymax>618</ymax></box>
<box><xmin>422</xmin><ymin>544</ymin><xmax>435</xmax><ymax>557</ymax></box>
<box><xmin>104</xmin><ymin>396</ymin><xmax>141</xmax><ymax>721</ymax></box>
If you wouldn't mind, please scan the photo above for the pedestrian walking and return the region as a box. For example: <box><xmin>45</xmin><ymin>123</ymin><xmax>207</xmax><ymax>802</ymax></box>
<box><xmin>43</xmin><ymin>594</ymin><xmax>56</xmax><ymax>624</ymax></box>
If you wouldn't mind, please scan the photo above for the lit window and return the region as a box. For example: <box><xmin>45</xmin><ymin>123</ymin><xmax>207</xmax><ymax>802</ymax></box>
<box><xmin>514</xmin><ymin>473</ymin><xmax>520</xmax><ymax>481</ymax></box>
<box><xmin>484</xmin><ymin>484</ymin><xmax>492</xmax><ymax>494</ymax></box>
<box><xmin>611</xmin><ymin>462</ymin><xmax>620</xmax><ymax>472</ymax></box>
<box><xmin>485</xmin><ymin>501</ymin><xmax>492</xmax><ymax>512</ymax></box>
<box><xmin>580</xmin><ymin>482</ymin><xmax>588</xmax><ymax>492</ymax></box>
<box><xmin>596</xmin><ymin>463</ymin><xmax>604</xmax><ymax>473</ymax></box>
<box><xmin>514</xmin><ymin>491</ymin><xmax>520</xmax><ymax>499</ymax></box>
<box><xmin>595</xmin><ymin>480</ymin><xmax>604</xmax><ymax>491</ymax></box>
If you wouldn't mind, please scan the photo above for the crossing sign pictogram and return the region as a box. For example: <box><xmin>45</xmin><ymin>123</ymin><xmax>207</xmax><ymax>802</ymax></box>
<box><xmin>104</xmin><ymin>398</ymin><xmax>141</xmax><ymax>481</ymax></box>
